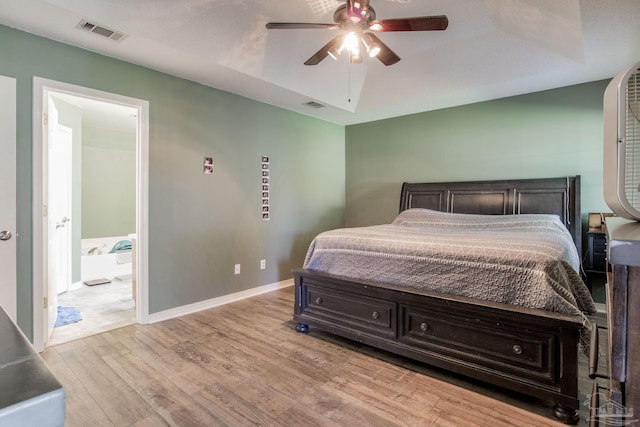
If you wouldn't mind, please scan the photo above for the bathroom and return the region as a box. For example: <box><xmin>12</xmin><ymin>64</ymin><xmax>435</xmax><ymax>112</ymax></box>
<box><xmin>48</xmin><ymin>93</ymin><xmax>138</xmax><ymax>346</ymax></box>
<box><xmin>77</xmin><ymin>119</ymin><xmax>136</xmax><ymax>289</ymax></box>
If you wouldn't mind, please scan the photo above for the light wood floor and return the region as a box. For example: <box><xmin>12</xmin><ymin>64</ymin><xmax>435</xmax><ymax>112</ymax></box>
<box><xmin>42</xmin><ymin>286</ymin><xmax>601</xmax><ymax>426</ymax></box>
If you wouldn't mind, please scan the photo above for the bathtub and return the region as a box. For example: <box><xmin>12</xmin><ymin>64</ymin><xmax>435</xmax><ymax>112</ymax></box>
<box><xmin>80</xmin><ymin>236</ymin><xmax>132</xmax><ymax>283</ymax></box>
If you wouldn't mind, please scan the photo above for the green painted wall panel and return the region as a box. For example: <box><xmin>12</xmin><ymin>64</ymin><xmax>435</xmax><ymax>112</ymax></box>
<box><xmin>81</xmin><ymin>126</ymin><xmax>136</xmax><ymax>239</ymax></box>
<box><xmin>0</xmin><ymin>24</ymin><xmax>345</xmax><ymax>338</ymax></box>
<box><xmin>345</xmin><ymin>81</ymin><xmax>610</xmax><ymax>230</ymax></box>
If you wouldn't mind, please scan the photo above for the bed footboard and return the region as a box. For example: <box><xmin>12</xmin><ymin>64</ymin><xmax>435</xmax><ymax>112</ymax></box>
<box><xmin>293</xmin><ymin>269</ymin><xmax>583</xmax><ymax>424</ymax></box>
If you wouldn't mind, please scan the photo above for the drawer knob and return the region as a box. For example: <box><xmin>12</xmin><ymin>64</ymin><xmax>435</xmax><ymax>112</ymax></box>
<box><xmin>420</xmin><ymin>322</ymin><xmax>429</xmax><ymax>332</ymax></box>
<box><xmin>372</xmin><ymin>311</ymin><xmax>380</xmax><ymax>319</ymax></box>
<box><xmin>512</xmin><ymin>344</ymin><xmax>523</xmax><ymax>355</ymax></box>
<box><xmin>315</xmin><ymin>297</ymin><xmax>323</xmax><ymax>305</ymax></box>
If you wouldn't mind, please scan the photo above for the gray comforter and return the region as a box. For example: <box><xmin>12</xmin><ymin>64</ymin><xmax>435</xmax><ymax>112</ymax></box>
<box><xmin>303</xmin><ymin>209</ymin><xmax>596</xmax><ymax>318</ymax></box>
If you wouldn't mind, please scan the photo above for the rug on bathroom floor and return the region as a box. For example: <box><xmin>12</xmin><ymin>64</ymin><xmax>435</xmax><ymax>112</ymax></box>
<box><xmin>54</xmin><ymin>306</ymin><xmax>83</xmax><ymax>327</ymax></box>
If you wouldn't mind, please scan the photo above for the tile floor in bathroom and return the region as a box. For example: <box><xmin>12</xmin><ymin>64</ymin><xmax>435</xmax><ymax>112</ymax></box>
<box><xmin>48</xmin><ymin>278</ymin><xmax>136</xmax><ymax>347</ymax></box>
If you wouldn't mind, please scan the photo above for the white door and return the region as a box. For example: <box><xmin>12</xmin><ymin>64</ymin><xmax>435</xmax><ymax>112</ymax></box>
<box><xmin>49</xmin><ymin>121</ymin><xmax>73</xmax><ymax>296</ymax></box>
<box><xmin>0</xmin><ymin>75</ymin><xmax>17</xmax><ymax>322</ymax></box>
<box><xmin>44</xmin><ymin>98</ymin><xmax>73</xmax><ymax>340</ymax></box>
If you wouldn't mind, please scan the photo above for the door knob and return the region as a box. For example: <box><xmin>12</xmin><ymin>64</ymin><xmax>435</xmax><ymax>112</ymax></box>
<box><xmin>56</xmin><ymin>216</ymin><xmax>71</xmax><ymax>228</ymax></box>
<box><xmin>0</xmin><ymin>231</ymin><xmax>12</xmax><ymax>241</ymax></box>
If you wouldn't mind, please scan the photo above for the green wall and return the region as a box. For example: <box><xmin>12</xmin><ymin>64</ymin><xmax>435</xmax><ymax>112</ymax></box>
<box><xmin>345</xmin><ymin>80</ymin><xmax>610</xmax><ymax>228</ymax></box>
<box><xmin>81</xmin><ymin>126</ymin><xmax>136</xmax><ymax>239</ymax></box>
<box><xmin>0</xmin><ymin>24</ymin><xmax>345</xmax><ymax>338</ymax></box>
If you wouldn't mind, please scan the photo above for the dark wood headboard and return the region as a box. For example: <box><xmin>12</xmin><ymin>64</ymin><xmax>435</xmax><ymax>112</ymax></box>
<box><xmin>399</xmin><ymin>176</ymin><xmax>582</xmax><ymax>256</ymax></box>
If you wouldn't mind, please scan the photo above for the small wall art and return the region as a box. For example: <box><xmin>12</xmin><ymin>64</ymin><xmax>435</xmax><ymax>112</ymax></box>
<box><xmin>203</xmin><ymin>156</ymin><xmax>214</xmax><ymax>174</ymax></box>
<box><xmin>261</xmin><ymin>155</ymin><xmax>270</xmax><ymax>220</ymax></box>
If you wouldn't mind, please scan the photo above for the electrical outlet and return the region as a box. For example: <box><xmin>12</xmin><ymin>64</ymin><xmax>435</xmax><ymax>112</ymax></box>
<box><xmin>234</xmin><ymin>264</ymin><xmax>241</xmax><ymax>275</ymax></box>
<box><xmin>260</xmin><ymin>259</ymin><xmax>266</xmax><ymax>270</ymax></box>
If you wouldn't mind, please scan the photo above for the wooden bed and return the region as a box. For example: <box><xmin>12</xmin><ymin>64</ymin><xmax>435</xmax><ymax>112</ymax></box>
<box><xmin>293</xmin><ymin>176</ymin><xmax>586</xmax><ymax>424</ymax></box>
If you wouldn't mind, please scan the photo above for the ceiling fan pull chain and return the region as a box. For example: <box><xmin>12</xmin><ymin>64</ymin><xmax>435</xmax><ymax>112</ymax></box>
<box><xmin>348</xmin><ymin>64</ymin><xmax>351</xmax><ymax>103</ymax></box>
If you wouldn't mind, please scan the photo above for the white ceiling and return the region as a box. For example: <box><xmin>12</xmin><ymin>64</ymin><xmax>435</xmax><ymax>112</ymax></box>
<box><xmin>1</xmin><ymin>0</ymin><xmax>639</xmax><ymax>125</ymax></box>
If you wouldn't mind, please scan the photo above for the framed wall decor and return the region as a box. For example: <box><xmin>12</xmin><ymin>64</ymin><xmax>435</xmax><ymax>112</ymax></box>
<box><xmin>261</xmin><ymin>155</ymin><xmax>270</xmax><ymax>220</ymax></box>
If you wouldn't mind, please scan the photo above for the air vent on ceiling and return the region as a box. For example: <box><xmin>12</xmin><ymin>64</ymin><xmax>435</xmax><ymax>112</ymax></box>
<box><xmin>303</xmin><ymin>101</ymin><xmax>326</xmax><ymax>109</ymax></box>
<box><xmin>76</xmin><ymin>19</ymin><xmax>127</xmax><ymax>42</ymax></box>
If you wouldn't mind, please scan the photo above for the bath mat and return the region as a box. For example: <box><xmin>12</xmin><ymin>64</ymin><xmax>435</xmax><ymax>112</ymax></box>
<box><xmin>84</xmin><ymin>278</ymin><xmax>111</xmax><ymax>286</ymax></box>
<box><xmin>55</xmin><ymin>306</ymin><xmax>82</xmax><ymax>327</ymax></box>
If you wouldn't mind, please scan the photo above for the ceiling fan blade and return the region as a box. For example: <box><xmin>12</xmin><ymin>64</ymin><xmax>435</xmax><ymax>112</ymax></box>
<box><xmin>266</xmin><ymin>22</ymin><xmax>338</xmax><ymax>30</ymax></box>
<box><xmin>366</xmin><ymin>33</ymin><xmax>400</xmax><ymax>66</ymax></box>
<box><xmin>304</xmin><ymin>35</ymin><xmax>344</xmax><ymax>66</ymax></box>
<box><xmin>370</xmin><ymin>15</ymin><xmax>448</xmax><ymax>32</ymax></box>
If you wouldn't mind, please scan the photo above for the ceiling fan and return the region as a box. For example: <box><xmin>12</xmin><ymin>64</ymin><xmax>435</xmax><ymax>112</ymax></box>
<box><xmin>265</xmin><ymin>0</ymin><xmax>448</xmax><ymax>66</ymax></box>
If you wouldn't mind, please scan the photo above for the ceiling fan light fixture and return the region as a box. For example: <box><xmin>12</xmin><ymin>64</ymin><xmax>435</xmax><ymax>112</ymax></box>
<box><xmin>362</xmin><ymin>33</ymin><xmax>381</xmax><ymax>57</ymax></box>
<box><xmin>368</xmin><ymin>44</ymin><xmax>381</xmax><ymax>58</ymax></box>
<box><xmin>350</xmin><ymin>49</ymin><xmax>362</xmax><ymax>64</ymax></box>
<box><xmin>328</xmin><ymin>45</ymin><xmax>341</xmax><ymax>60</ymax></box>
<box><xmin>343</xmin><ymin>32</ymin><xmax>360</xmax><ymax>52</ymax></box>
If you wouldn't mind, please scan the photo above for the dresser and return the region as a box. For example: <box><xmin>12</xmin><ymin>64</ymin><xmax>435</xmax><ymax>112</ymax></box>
<box><xmin>600</xmin><ymin>217</ymin><xmax>640</xmax><ymax>424</ymax></box>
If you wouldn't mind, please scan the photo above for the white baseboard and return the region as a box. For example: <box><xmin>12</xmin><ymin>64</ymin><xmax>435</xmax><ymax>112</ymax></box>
<box><xmin>146</xmin><ymin>278</ymin><xmax>294</xmax><ymax>324</ymax></box>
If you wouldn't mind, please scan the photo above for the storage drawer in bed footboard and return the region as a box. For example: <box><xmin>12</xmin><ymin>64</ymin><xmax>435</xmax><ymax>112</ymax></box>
<box><xmin>298</xmin><ymin>282</ymin><xmax>397</xmax><ymax>340</ymax></box>
<box><xmin>400</xmin><ymin>304</ymin><xmax>556</xmax><ymax>385</ymax></box>
<box><xmin>293</xmin><ymin>269</ymin><xmax>582</xmax><ymax>413</ymax></box>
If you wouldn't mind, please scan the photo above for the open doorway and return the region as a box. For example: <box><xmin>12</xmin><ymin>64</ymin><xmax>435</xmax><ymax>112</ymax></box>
<box><xmin>32</xmin><ymin>78</ymin><xmax>149</xmax><ymax>351</ymax></box>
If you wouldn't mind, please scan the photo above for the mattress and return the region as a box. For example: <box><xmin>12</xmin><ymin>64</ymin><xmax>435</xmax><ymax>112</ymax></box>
<box><xmin>303</xmin><ymin>208</ymin><xmax>596</xmax><ymax>318</ymax></box>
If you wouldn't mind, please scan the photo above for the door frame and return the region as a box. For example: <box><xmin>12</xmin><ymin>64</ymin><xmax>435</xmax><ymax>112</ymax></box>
<box><xmin>32</xmin><ymin>77</ymin><xmax>150</xmax><ymax>352</ymax></box>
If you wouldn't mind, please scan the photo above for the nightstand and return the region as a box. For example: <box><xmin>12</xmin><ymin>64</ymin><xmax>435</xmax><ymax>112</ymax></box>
<box><xmin>586</xmin><ymin>230</ymin><xmax>607</xmax><ymax>273</ymax></box>
<box><xmin>585</xmin><ymin>229</ymin><xmax>607</xmax><ymax>297</ymax></box>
